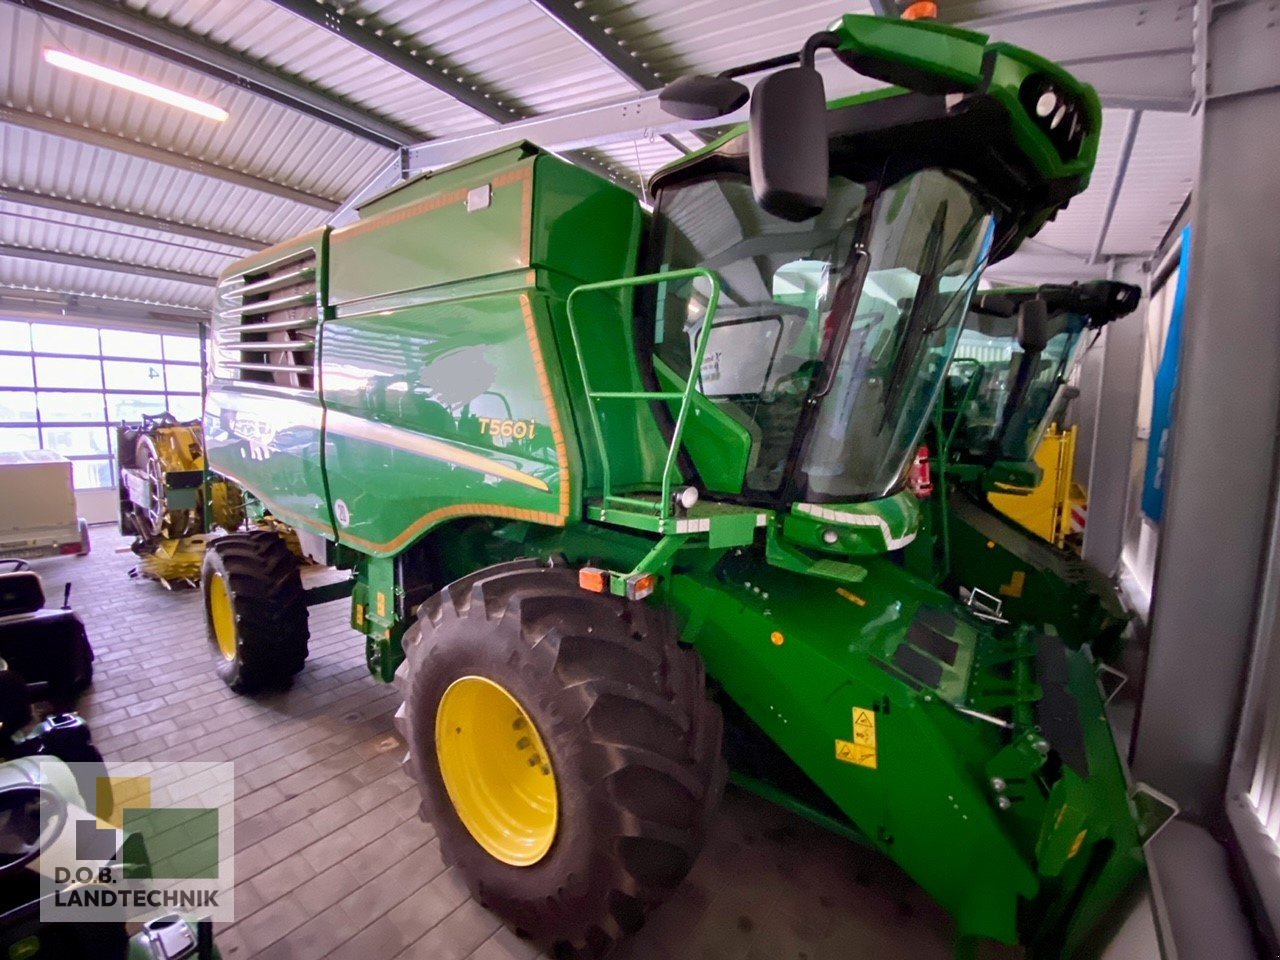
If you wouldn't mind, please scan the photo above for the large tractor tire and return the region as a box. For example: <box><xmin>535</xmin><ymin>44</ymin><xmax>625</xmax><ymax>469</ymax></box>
<box><xmin>201</xmin><ymin>531</ymin><xmax>309</xmax><ymax>692</ymax></box>
<box><xmin>395</xmin><ymin>559</ymin><xmax>725</xmax><ymax>960</ymax></box>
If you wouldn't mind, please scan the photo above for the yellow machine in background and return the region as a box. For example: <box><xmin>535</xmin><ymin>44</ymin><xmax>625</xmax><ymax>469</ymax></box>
<box><xmin>117</xmin><ymin>414</ymin><xmax>246</xmax><ymax>583</ymax></box>
<box><xmin>988</xmin><ymin>424</ymin><xmax>1087</xmax><ymax>549</ymax></box>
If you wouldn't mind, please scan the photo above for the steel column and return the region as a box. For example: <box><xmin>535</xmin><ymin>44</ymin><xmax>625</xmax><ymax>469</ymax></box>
<box><xmin>1080</xmin><ymin>257</ymin><xmax>1147</xmax><ymax>577</ymax></box>
<box><xmin>1132</xmin><ymin>0</ymin><xmax>1280</xmax><ymax>820</ymax></box>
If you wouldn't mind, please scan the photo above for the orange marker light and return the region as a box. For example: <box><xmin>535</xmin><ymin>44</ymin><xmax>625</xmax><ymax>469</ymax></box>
<box><xmin>770</xmin><ymin>631</ymin><xmax>785</xmax><ymax>646</ymax></box>
<box><xmin>625</xmin><ymin>572</ymin><xmax>657</xmax><ymax>601</ymax></box>
<box><xmin>579</xmin><ymin>567</ymin><xmax>608</xmax><ymax>593</ymax></box>
<box><xmin>902</xmin><ymin>1</ymin><xmax>938</xmax><ymax>20</ymax></box>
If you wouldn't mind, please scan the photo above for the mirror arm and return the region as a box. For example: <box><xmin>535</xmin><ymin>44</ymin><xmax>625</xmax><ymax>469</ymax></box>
<box><xmin>801</xmin><ymin>31</ymin><xmax>842</xmax><ymax>69</ymax></box>
<box><xmin>718</xmin><ymin>52</ymin><xmax>800</xmax><ymax>80</ymax></box>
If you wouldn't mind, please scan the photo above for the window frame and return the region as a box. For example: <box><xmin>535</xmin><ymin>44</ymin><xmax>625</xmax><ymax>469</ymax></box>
<box><xmin>0</xmin><ymin>320</ymin><xmax>205</xmax><ymax>490</ymax></box>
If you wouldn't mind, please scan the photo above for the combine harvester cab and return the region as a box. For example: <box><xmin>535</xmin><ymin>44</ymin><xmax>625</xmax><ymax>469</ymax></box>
<box><xmin>202</xmin><ymin>14</ymin><xmax>1153</xmax><ymax>959</ymax></box>
<box><xmin>907</xmin><ymin>281</ymin><xmax>1142</xmax><ymax>658</ymax></box>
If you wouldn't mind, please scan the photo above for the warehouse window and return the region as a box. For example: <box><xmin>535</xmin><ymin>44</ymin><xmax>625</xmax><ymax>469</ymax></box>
<box><xmin>0</xmin><ymin>318</ymin><xmax>203</xmax><ymax>490</ymax></box>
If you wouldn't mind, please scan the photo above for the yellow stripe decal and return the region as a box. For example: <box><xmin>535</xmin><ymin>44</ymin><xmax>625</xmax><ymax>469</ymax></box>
<box><xmin>519</xmin><ymin>294</ymin><xmax>572</xmax><ymax>518</ymax></box>
<box><xmin>325</xmin><ymin>410</ymin><xmax>550</xmax><ymax>492</ymax></box>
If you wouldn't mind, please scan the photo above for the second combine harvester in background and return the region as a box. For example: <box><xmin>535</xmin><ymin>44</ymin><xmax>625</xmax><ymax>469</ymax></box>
<box><xmin>199</xmin><ymin>14</ymin><xmax>1154</xmax><ymax>960</ymax></box>
<box><xmin>907</xmin><ymin>280</ymin><xmax>1141</xmax><ymax>659</ymax></box>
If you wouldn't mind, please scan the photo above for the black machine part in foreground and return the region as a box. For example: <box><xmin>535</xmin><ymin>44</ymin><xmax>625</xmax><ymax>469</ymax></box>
<box><xmin>0</xmin><ymin>564</ymin><xmax>93</xmax><ymax>700</ymax></box>
<box><xmin>971</xmin><ymin>279</ymin><xmax>1143</xmax><ymax>329</ymax></box>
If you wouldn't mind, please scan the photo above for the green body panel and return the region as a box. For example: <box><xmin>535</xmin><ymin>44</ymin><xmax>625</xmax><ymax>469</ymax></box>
<box><xmin>832</xmin><ymin>14</ymin><xmax>989</xmax><ymax>90</ymax></box>
<box><xmin>784</xmin><ymin>491</ymin><xmax>922</xmax><ymax>556</ymax></box>
<box><xmin>321</xmin><ymin>283</ymin><xmax>571</xmax><ymax>554</ymax></box>
<box><xmin>204</xmin><ymin>386</ymin><xmax>332</xmax><ymax>536</ymax></box>
<box><xmin>207</xmin><ymin>149</ymin><xmax>649</xmax><ymax>557</ymax></box>
<box><xmin>943</xmin><ymin>488</ymin><xmax>1128</xmax><ymax>657</ymax></box>
<box><xmin>653</xmin><ymin>357</ymin><xmax>754</xmax><ymax>495</ymax></box>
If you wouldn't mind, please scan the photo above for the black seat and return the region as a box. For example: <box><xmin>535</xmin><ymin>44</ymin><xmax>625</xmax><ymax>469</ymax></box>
<box><xmin>0</xmin><ymin>573</ymin><xmax>45</xmax><ymax>618</ymax></box>
<box><xmin>0</xmin><ymin>570</ymin><xmax>93</xmax><ymax>699</ymax></box>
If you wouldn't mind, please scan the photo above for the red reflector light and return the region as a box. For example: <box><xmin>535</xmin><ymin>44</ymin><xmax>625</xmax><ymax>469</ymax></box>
<box><xmin>908</xmin><ymin>445</ymin><xmax>933</xmax><ymax>498</ymax></box>
<box><xmin>59</xmin><ymin>543</ymin><xmax>80</xmax><ymax>555</ymax></box>
<box><xmin>579</xmin><ymin>567</ymin><xmax>608</xmax><ymax>593</ymax></box>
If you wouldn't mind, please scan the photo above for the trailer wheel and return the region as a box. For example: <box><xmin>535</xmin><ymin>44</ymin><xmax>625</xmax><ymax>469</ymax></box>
<box><xmin>395</xmin><ymin>559</ymin><xmax>725</xmax><ymax>960</ymax></box>
<box><xmin>201</xmin><ymin>531</ymin><xmax>309</xmax><ymax>692</ymax></box>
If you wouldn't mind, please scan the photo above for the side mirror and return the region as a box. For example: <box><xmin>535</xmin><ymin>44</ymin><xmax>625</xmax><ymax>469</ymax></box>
<box><xmin>1017</xmin><ymin>299</ymin><xmax>1050</xmax><ymax>353</ymax></box>
<box><xmin>748</xmin><ymin>65</ymin><xmax>829</xmax><ymax>222</ymax></box>
<box><xmin>658</xmin><ymin>75</ymin><xmax>749</xmax><ymax>121</ymax></box>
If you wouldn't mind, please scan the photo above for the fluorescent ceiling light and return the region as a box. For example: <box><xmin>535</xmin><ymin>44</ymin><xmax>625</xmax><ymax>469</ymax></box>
<box><xmin>43</xmin><ymin>49</ymin><xmax>229</xmax><ymax>122</ymax></box>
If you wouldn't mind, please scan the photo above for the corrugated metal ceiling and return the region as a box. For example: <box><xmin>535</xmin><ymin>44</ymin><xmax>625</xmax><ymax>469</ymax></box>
<box><xmin>0</xmin><ymin>0</ymin><xmax>1199</xmax><ymax>320</ymax></box>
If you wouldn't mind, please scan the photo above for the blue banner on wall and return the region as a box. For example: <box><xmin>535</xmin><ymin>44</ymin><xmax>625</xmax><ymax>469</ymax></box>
<box><xmin>1141</xmin><ymin>225</ymin><xmax>1192</xmax><ymax>523</ymax></box>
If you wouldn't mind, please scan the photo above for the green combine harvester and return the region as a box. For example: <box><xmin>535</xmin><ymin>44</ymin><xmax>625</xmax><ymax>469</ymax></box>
<box><xmin>905</xmin><ymin>281</ymin><xmax>1141</xmax><ymax>658</ymax></box>
<box><xmin>200</xmin><ymin>14</ymin><xmax>1148</xmax><ymax>959</ymax></box>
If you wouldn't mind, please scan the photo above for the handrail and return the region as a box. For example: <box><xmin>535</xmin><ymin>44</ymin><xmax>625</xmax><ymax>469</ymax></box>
<box><xmin>565</xmin><ymin>267</ymin><xmax>722</xmax><ymax>521</ymax></box>
<box><xmin>932</xmin><ymin>356</ymin><xmax>984</xmax><ymax>580</ymax></box>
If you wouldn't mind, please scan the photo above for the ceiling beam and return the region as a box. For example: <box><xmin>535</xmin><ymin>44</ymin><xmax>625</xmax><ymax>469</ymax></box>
<box><xmin>1091</xmin><ymin>110</ymin><xmax>1143</xmax><ymax>263</ymax></box>
<box><xmin>526</xmin><ymin>0</ymin><xmax>692</xmax><ymax>154</ymax></box>
<box><xmin>0</xmin><ymin>244</ymin><xmax>217</xmax><ymax>287</ymax></box>
<box><xmin>266</xmin><ymin>0</ymin><xmax>517</xmax><ymax>125</ymax></box>
<box><xmin>0</xmin><ymin>108</ymin><xmax>339</xmax><ymax>210</ymax></box>
<box><xmin>0</xmin><ymin>285</ymin><xmax>207</xmax><ymax>322</ymax></box>
<box><xmin>0</xmin><ymin>187</ymin><xmax>265</xmax><ymax>251</ymax></box>
<box><xmin>9</xmin><ymin>0</ymin><xmax>419</xmax><ymax>148</ymax></box>
<box><xmin>527</xmin><ymin>0</ymin><xmax>664</xmax><ymax>89</ymax></box>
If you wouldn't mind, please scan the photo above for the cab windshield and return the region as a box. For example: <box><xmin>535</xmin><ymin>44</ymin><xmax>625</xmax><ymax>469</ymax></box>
<box><xmin>947</xmin><ymin>310</ymin><xmax>1088</xmax><ymax>462</ymax></box>
<box><xmin>647</xmin><ymin>168</ymin><xmax>994</xmax><ymax>502</ymax></box>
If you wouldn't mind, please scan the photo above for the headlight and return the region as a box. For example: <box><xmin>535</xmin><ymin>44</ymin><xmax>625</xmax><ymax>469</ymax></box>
<box><xmin>1020</xmin><ymin>75</ymin><xmax>1088</xmax><ymax>161</ymax></box>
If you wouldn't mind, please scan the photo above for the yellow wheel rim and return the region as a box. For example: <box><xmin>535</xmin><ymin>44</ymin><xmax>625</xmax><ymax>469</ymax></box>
<box><xmin>435</xmin><ymin>676</ymin><xmax>558</xmax><ymax>866</ymax></box>
<box><xmin>208</xmin><ymin>574</ymin><xmax>237</xmax><ymax>661</ymax></box>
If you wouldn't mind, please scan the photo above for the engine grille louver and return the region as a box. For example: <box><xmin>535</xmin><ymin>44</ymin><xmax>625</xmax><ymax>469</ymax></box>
<box><xmin>214</xmin><ymin>249</ymin><xmax>319</xmax><ymax>391</ymax></box>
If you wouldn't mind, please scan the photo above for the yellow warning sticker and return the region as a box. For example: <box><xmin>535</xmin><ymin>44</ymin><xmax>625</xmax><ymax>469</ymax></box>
<box><xmin>999</xmin><ymin>570</ymin><xmax>1027</xmax><ymax>598</ymax></box>
<box><xmin>836</xmin><ymin>707</ymin><xmax>878</xmax><ymax>769</ymax></box>
<box><xmin>1068</xmin><ymin>829</ymin><xmax>1088</xmax><ymax>859</ymax></box>
<box><xmin>836</xmin><ymin>587</ymin><xmax>867</xmax><ymax>607</ymax></box>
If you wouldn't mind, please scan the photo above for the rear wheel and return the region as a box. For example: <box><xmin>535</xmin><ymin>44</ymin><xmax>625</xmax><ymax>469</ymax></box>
<box><xmin>395</xmin><ymin>559</ymin><xmax>725</xmax><ymax>960</ymax></box>
<box><xmin>201</xmin><ymin>532</ymin><xmax>309</xmax><ymax>692</ymax></box>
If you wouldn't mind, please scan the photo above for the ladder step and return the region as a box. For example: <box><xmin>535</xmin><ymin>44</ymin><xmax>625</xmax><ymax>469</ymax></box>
<box><xmin>589</xmin><ymin>391</ymin><xmax>683</xmax><ymax>400</ymax></box>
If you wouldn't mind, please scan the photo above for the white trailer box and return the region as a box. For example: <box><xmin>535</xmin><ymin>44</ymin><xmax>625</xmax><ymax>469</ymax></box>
<box><xmin>0</xmin><ymin>450</ymin><xmax>90</xmax><ymax>559</ymax></box>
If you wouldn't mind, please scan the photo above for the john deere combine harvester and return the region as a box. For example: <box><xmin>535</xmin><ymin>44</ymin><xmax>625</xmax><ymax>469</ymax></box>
<box><xmin>906</xmin><ymin>281</ymin><xmax>1140</xmax><ymax>657</ymax></box>
<box><xmin>200</xmin><ymin>15</ymin><xmax>1149</xmax><ymax>958</ymax></box>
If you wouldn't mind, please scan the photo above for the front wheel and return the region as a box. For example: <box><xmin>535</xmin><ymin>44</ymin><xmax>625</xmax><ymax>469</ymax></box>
<box><xmin>201</xmin><ymin>531</ymin><xmax>309</xmax><ymax>692</ymax></box>
<box><xmin>395</xmin><ymin>559</ymin><xmax>725</xmax><ymax>960</ymax></box>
